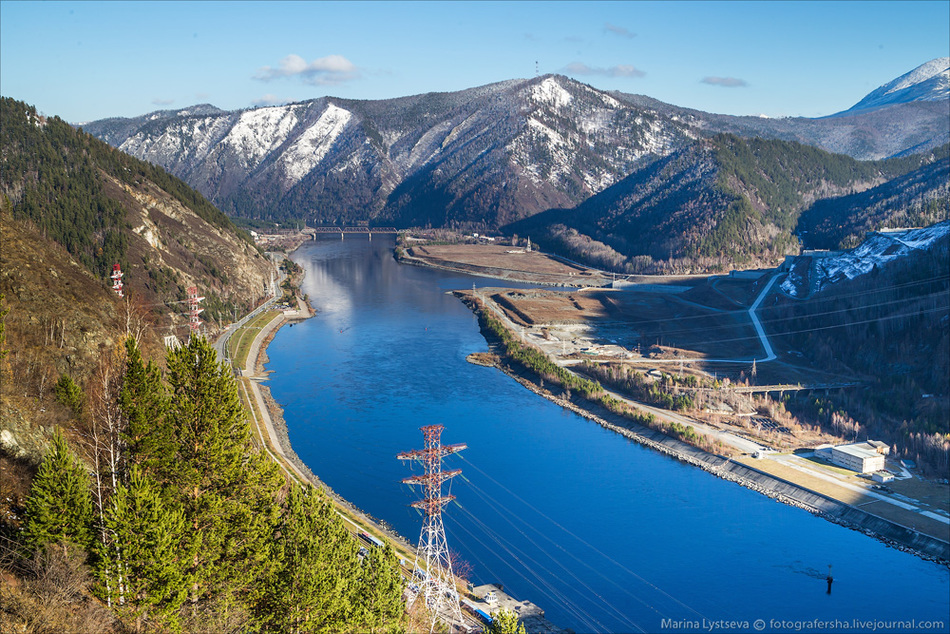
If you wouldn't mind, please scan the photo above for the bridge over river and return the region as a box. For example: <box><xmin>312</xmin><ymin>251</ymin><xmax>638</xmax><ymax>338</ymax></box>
<box><xmin>305</xmin><ymin>226</ymin><xmax>398</xmax><ymax>238</ymax></box>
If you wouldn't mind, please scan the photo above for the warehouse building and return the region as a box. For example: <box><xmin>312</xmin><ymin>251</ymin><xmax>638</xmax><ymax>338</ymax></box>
<box><xmin>829</xmin><ymin>441</ymin><xmax>889</xmax><ymax>473</ymax></box>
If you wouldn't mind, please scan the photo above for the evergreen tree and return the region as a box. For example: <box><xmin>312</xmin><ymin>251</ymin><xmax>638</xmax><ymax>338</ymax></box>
<box><xmin>260</xmin><ymin>483</ymin><xmax>360</xmax><ymax>633</ymax></box>
<box><xmin>488</xmin><ymin>609</ymin><xmax>527</xmax><ymax>634</ymax></box>
<box><xmin>354</xmin><ymin>543</ymin><xmax>406</xmax><ymax>633</ymax></box>
<box><xmin>54</xmin><ymin>373</ymin><xmax>84</xmax><ymax>418</ymax></box>
<box><xmin>164</xmin><ymin>336</ymin><xmax>281</xmax><ymax>608</ymax></box>
<box><xmin>22</xmin><ymin>429</ymin><xmax>94</xmax><ymax>554</ymax></box>
<box><xmin>96</xmin><ymin>466</ymin><xmax>189</xmax><ymax>632</ymax></box>
<box><xmin>120</xmin><ymin>337</ymin><xmax>174</xmax><ymax>484</ymax></box>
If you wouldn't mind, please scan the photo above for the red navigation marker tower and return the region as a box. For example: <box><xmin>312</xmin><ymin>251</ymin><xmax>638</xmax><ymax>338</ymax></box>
<box><xmin>186</xmin><ymin>285</ymin><xmax>204</xmax><ymax>337</ymax></box>
<box><xmin>398</xmin><ymin>425</ymin><xmax>467</xmax><ymax>628</ymax></box>
<box><xmin>110</xmin><ymin>263</ymin><xmax>124</xmax><ymax>297</ymax></box>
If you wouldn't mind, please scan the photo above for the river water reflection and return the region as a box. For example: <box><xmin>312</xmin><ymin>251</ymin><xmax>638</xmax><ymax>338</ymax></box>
<box><xmin>265</xmin><ymin>236</ymin><xmax>949</xmax><ymax>633</ymax></box>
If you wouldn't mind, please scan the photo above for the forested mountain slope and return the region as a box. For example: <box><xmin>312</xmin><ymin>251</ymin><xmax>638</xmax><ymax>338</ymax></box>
<box><xmin>508</xmin><ymin>136</ymin><xmax>947</xmax><ymax>274</ymax></box>
<box><xmin>81</xmin><ymin>62</ymin><xmax>947</xmax><ymax>240</ymax></box>
<box><xmin>767</xmin><ymin>226</ymin><xmax>950</xmax><ymax>473</ymax></box>
<box><xmin>1</xmin><ymin>98</ymin><xmax>409</xmax><ymax>632</ymax></box>
<box><xmin>612</xmin><ymin>58</ymin><xmax>950</xmax><ymax>160</ymax></box>
<box><xmin>797</xmin><ymin>154</ymin><xmax>950</xmax><ymax>249</ymax></box>
<box><xmin>1</xmin><ymin>97</ymin><xmax>273</xmax><ymax>330</ymax></box>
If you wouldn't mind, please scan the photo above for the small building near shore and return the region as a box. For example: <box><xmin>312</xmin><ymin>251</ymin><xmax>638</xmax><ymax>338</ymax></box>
<box><xmin>830</xmin><ymin>441</ymin><xmax>889</xmax><ymax>473</ymax></box>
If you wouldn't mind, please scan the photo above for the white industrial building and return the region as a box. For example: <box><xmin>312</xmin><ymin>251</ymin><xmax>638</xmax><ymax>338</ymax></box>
<box><xmin>827</xmin><ymin>441</ymin><xmax>889</xmax><ymax>474</ymax></box>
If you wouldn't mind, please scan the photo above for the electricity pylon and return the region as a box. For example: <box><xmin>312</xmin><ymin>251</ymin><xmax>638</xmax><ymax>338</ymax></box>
<box><xmin>398</xmin><ymin>425</ymin><xmax>467</xmax><ymax>630</ymax></box>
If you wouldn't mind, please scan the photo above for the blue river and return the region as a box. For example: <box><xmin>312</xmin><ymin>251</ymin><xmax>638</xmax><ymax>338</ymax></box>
<box><xmin>265</xmin><ymin>236</ymin><xmax>949</xmax><ymax>634</ymax></box>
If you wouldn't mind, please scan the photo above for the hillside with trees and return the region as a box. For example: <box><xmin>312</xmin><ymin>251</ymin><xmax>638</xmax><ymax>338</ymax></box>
<box><xmin>507</xmin><ymin>135</ymin><xmax>947</xmax><ymax>273</ymax></box>
<box><xmin>763</xmin><ymin>236</ymin><xmax>950</xmax><ymax>474</ymax></box>
<box><xmin>1</xmin><ymin>337</ymin><xmax>407</xmax><ymax>632</ymax></box>
<box><xmin>0</xmin><ymin>97</ymin><xmax>409</xmax><ymax>632</ymax></box>
<box><xmin>1</xmin><ymin>97</ymin><xmax>273</xmax><ymax>330</ymax></box>
<box><xmin>797</xmin><ymin>152</ymin><xmax>950</xmax><ymax>249</ymax></box>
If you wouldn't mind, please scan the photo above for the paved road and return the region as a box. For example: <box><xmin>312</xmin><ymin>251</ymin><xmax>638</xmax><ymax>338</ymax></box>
<box><xmin>476</xmin><ymin>290</ymin><xmax>768</xmax><ymax>456</ymax></box>
<box><xmin>767</xmin><ymin>452</ymin><xmax>950</xmax><ymax>527</ymax></box>
<box><xmin>213</xmin><ymin>269</ymin><xmax>284</xmax><ymax>364</ymax></box>
<box><xmin>747</xmin><ymin>273</ymin><xmax>778</xmax><ymax>361</ymax></box>
<box><xmin>601</xmin><ymin>383</ymin><xmax>766</xmax><ymax>454</ymax></box>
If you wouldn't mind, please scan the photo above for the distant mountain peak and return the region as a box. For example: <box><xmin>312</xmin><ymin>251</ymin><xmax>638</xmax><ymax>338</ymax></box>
<box><xmin>842</xmin><ymin>57</ymin><xmax>949</xmax><ymax>115</ymax></box>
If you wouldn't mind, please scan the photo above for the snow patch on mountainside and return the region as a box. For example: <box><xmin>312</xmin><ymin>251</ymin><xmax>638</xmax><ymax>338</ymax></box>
<box><xmin>576</xmin><ymin>81</ymin><xmax>621</xmax><ymax>109</ymax></box>
<box><xmin>280</xmin><ymin>104</ymin><xmax>352</xmax><ymax>184</ymax></box>
<box><xmin>782</xmin><ymin>222</ymin><xmax>949</xmax><ymax>296</ymax></box>
<box><xmin>406</xmin><ymin>119</ymin><xmax>455</xmax><ymax>169</ymax></box>
<box><xmin>532</xmin><ymin>77</ymin><xmax>573</xmax><ymax>109</ymax></box>
<box><xmin>886</xmin><ymin>57</ymin><xmax>949</xmax><ymax>95</ymax></box>
<box><xmin>223</xmin><ymin>106</ymin><xmax>299</xmax><ymax>168</ymax></box>
<box><xmin>579</xmin><ymin>110</ymin><xmax>614</xmax><ymax>136</ymax></box>
<box><xmin>120</xmin><ymin>115</ymin><xmax>233</xmax><ymax>167</ymax></box>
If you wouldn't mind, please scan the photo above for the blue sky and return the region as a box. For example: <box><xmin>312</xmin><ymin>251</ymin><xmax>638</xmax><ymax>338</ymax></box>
<box><xmin>1</xmin><ymin>1</ymin><xmax>947</xmax><ymax>123</ymax></box>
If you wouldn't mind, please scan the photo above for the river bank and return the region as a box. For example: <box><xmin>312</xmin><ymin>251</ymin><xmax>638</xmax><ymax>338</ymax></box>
<box><xmin>241</xmin><ymin>269</ymin><xmax>570</xmax><ymax>633</ymax></box>
<box><xmin>236</xmin><ymin>294</ymin><xmax>421</xmax><ymax>558</ymax></box>
<box><xmin>396</xmin><ymin>241</ymin><xmax>606</xmax><ymax>287</ymax></box>
<box><xmin>256</xmin><ymin>236</ymin><xmax>949</xmax><ymax>632</ymax></box>
<box><xmin>458</xmin><ymin>294</ymin><xmax>950</xmax><ymax>566</ymax></box>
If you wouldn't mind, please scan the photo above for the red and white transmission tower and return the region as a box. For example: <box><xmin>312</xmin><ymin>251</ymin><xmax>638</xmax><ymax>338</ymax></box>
<box><xmin>398</xmin><ymin>425</ymin><xmax>467</xmax><ymax>629</ymax></box>
<box><xmin>110</xmin><ymin>263</ymin><xmax>124</xmax><ymax>297</ymax></box>
<box><xmin>186</xmin><ymin>285</ymin><xmax>204</xmax><ymax>338</ymax></box>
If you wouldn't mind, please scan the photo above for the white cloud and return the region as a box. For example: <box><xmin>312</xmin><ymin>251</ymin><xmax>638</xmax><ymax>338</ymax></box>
<box><xmin>251</xmin><ymin>94</ymin><xmax>285</xmax><ymax>107</ymax></box>
<box><xmin>701</xmin><ymin>76</ymin><xmax>748</xmax><ymax>88</ymax></box>
<box><xmin>151</xmin><ymin>97</ymin><xmax>174</xmax><ymax>106</ymax></box>
<box><xmin>563</xmin><ymin>62</ymin><xmax>645</xmax><ymax>78</ymax></box>
<box><xmin>604</xmin><ymin>23</ymin><xmax>635</xmax><ymax>38</ymax></box>
<box><xmin>254</xmin><ymin>54</ymin><xmax>360</xmax><ymax>86</ymax></box>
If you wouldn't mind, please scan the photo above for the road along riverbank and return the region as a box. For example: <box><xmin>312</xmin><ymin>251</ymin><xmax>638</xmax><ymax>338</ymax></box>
<box><xmin>456</xmin><ymin>292</ymin><xmax>950</xmax><ymax>566</ymax></box>
<box><xmin>221</xmin><ymin>294</ymin><xmax>422</xmax><ymax>565</ymax></box>
<box><xmin>230</xmin><ymin>281</ymin><xmax>569</xmax><ymax>633</ymax></box>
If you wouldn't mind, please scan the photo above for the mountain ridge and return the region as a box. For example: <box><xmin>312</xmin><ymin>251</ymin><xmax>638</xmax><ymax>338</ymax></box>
<box><xmin>83</xmin><ymin>74</ymin><xmax>698</xmax><ymax>229</ymax></box>
<box><xmin>839</xmin><ymin>57</ymin><xmax>950</xmax><ymax>115</ymax></box>
<box><xmin>508</xmin><ymin>135</ymin><xmax>948</xmax><ymax>274</ymax></box>
<box><xmin>80</xmin><ymin>62</ymin><xmax>949</xmax><ymax>233</ymax></box>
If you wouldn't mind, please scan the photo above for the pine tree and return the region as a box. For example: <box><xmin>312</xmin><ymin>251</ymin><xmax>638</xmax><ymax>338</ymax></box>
<box><xmin>260</xmin><ymin>483</ymin><xmax>360</xmax><ymax>632</ymax></box>
<box><xmin>489</xmin><ymin>609</ymin><xmax>527</xmax><ymax>634</ymax></box>
<box><xmin>97</xmin><ymin>466</ymin><xmax>189</xmax><ymax>632</ymax></box>
<box><xmin>22</xmin><ymin>429</ymin><xmax>94</xmax><ymax>555</ymax></box>
<box><xmin>120</xmin><ymin>337</ymin><xmax>174</xmax><ymax>484</ymax></box>
<box><xmin>164</xmin><ymin>336</ymin><xmax>281</xmax><ymax>608</ymax></box>
<box><xmin>354</xmin><ymin>543</ymin><xmax>406</xmax><ymax>633</ymax></box>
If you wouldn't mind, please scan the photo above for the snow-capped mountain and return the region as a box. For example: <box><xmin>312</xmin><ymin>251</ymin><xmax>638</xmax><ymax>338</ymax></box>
<box><xmin>83</xmin><ymin>61</ymin><xmax>949</xmax><ymax>229</ymax></box>
<box><xmin>83</xmin><ymin>76</ymin><xmax>695</xmax><ymax>228</ymax></box>
<box><xmin>843</xmin><ymin>57</ymin><xmax>950</xmax><ymax>114</ymax></box>
<box><xmin>611</xmin><ymin>58</ymin><xmax>950</xmax><ymax>160</ymax></box>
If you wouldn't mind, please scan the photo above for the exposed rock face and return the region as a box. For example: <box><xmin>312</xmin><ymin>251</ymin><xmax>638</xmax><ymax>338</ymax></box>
<box><xmin>101</xmin><ymin>172</ymin><xmax>274</xmax><ymax>324</ymax></box>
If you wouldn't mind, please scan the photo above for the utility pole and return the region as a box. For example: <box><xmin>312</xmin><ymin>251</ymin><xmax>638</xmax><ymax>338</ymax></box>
<box><xmin>110</xmin><ymin>263</ymin><xmax>124</xmax><ymax>298</ymax></box>
<box><xmin>187</xmin><ymin>285</ymin><xmax>204</xmax><ymax>340</ymax></box>
<box><xmin>398</xmin><ymin>425</ymin><xmax>467</xmax><ymax>630</ymax></box>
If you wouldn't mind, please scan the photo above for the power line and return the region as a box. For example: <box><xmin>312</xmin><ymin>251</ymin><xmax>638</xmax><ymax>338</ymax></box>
<box><xmin>397</xmin><ymin>425</ymin><xmax>467</xmax><ymax>631</ymax></box>
<box><xmin>458</xmin><ymin>453</ymin><xmax>710</xmax><ymax>622</ymax></box>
